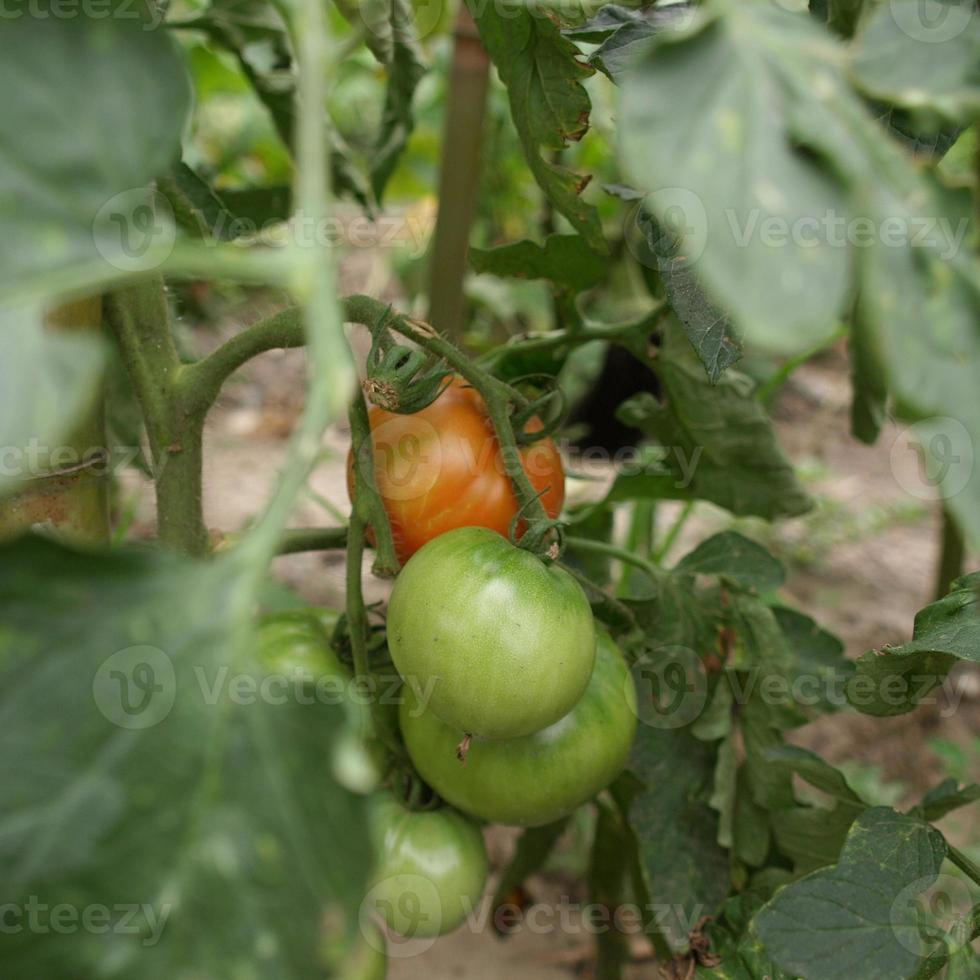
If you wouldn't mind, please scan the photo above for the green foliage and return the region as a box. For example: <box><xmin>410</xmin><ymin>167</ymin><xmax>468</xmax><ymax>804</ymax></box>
<box><xmin>848</xmin><ymin>571</ymin><xmax>980</xmax><ymax>715</ymax></box>
<box><xmin>755</xmin><ymin>808</ymin><xmax>948</xmax><ymax>980</ymax></box>
<box><xmin>0</xmin><ymin>536</ymin><xmax>372</xmax><ymax>979</ymax></box>
<box><xmin>470</xmin><ymin>234</ymin><xmax>610</xmax><ymax>292</ymax></box>
<box><xmin>466</xmin><ymin>0</ymin><xmax>607</xmax><ymax>251</ymax></box>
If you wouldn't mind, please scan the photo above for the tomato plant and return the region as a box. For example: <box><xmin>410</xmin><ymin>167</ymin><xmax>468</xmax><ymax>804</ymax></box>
<box><xmin>2</xmin><ymin>2</ymin><xmax>979</xmax><ymax>980</ymax></box>
<box><xmin>367</xmin><ymin>794</ymin><xmax>488</xmax><ymax>939</ymax></box>
<box><xmin>387</xmin><ymin>526</ymin><xmax>596</xmax><ymax>738</ymax></box>
<box><xmin>399</xmin><ymin>629</ymin><xmax>637</xmax><ymax>827</ymax></box>
<box><xmin>349</xmin><ymin>375</ymin><xmax>565</xmax><ymax>561</ymax></box>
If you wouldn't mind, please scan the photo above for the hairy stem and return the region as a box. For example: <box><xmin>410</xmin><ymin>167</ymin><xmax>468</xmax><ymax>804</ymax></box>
<box><xmin>348</xmin><ymin>391</ymin><xmax>400</xmax><ymax>577</ymax></box>
<box><xmin>935</xmin><ymin>507</ymin><xmax>965</xmax><ymax>599</ymax></box>
<box><xmin>105</xmin><ymin>276</ymin><xmax>210</xmax><ymax>556</ymax></box>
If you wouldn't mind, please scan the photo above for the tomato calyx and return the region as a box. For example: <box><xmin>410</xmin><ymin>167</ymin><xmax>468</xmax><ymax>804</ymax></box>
<box><xmin>364</xmin><ymin>312</ymin><xmax>451</xmax><ymax>415</ymax></box>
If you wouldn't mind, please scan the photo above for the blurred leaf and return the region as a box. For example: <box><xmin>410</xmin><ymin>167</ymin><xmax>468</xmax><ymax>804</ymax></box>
<box><xmin>192</xmin><ymin>1</ymin><xmax>374</xmax><ymax>210</ymax></box>
<box><xmin>847</xmin><ymin>571</ymin><xmax>980</xmax><ymax>716</ymax></box>
<box><xmin>0</xmin><ymin>536</ymin><xmax>372</xmax><ymax>979</ymax></box>
<box><xmin>619</xmin><ymin>4</ymin><xmax>851</xmax><ymax>355</ymax></box>
<box><xmin>850</xmin><ymin>293</ymin><xmax>889</xmax><ymax>443</ymax></box>
<box><xmin>467</xmin><ymin>0</ymin><xmax>607</xmax><ymax>252</ymax></box>
<box><xmin>0</xmin><ymin>12</ymin><xmax>190</xmax><ymax>300</ymax></box>
<box><xmin>911</xmin><ymin>778</ymin><xmax>980</xmax><ymax>823</ymax></box>
<box><xmin>617</xmin><ymin>324</ymin><xmax>812</xmax><ymax>520</ymax></box>
<box><xmin>564</xmin><ymin>505</ymin><xmax>616</xmax><ymax>587</ymax></box>
<box><xmin>809</xmin><ymin>0</ymin><xmax>868</xmax><ymax>38</ymax></box>
<box><xmin>371</xmin><ymin>0</ymin><xmax>426</xmax><ymax>201</ymax></box>
<box><xmin>755</xmin><ymin>808</ymin><xmax>947</xmax><ymax>980</ymax></box>
<box><xmin>159</xmin><ymin>162</ymin><xmax>241</xmax><ymax>242</ymax></box>
<box><xmin>675</xmin><ymin>531</ymin><xmax>785</xmax><ymax>593</ymax></box>
<box><xmin>1</xmin><ymin>307</ymin><xmax>105</xmax><ymax>497</ymax></box>
<box><xmin>851</xmin><ymin>0</ymin><xmax>980</xmax><ymax>125</ymax></box>
<box><xmin>589</xmin><ymin>798</ymin><xmax>635</xmax><ymax>973</ymax></box>
<box><xmin>470</xmin><ymin>234</ymin><xmax>610</xmax><ymax>292</ymax></box>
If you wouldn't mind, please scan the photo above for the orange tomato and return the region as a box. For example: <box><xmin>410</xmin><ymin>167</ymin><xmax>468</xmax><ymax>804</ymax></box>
<box><xmin>348</xmin><ymin>377</ymin><xmax>565</xmax><ymax>562</ymax></box>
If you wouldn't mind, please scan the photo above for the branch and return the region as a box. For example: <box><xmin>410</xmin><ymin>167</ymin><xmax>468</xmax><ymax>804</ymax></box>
<box><xmin>348</xmin><ymin>390</ymin><xmax>400</xmax><ymax>577</ymax></box>
<box><xmin>179</xmin><ymin>306</ymin><xmax>305</xmax><ymax>418</ymax></box>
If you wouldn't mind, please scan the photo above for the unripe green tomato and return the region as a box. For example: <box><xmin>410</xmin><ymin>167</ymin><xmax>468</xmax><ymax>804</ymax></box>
<box><xmin>399</xmin><ymin>631</ymin><xmax>637</xmax><ymax>827</ymax></box>
<box><xmin>256</xmin><ymin>609</ymin><xmax>346</xmax><ymax>684</ymax></box>
<box><xmin>367</xmin><ymin>794</ymin><xmax>488</xmax><ymax>939</ymax></box>
<box><xmin>386</xmin><ymin>527</ymin><xmax>596</xmax><ymax>739</ymax></box>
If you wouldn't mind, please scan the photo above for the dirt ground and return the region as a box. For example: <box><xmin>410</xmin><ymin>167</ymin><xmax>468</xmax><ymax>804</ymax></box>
<box><xmin>124</xmin><ymin>278</ymin><xmax>979</xmax><ymax>978</ymax></box>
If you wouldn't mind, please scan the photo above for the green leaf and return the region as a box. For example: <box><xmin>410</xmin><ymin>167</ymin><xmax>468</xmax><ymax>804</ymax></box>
<box><xmin>470</xmin><ymin>235</ymin><xmax>610</xmax><ymax>292</ymax></box>
<box><xmin>0</xmin><ymin>536</ymin><xmax>372</xmax><ymax>979</ymax></box>
<box><xmin>467</xmin><ymin>0</ymin><xmax>607</xmax><ymax>252</ymax></box>
<box><xmin>626</xmin><ymin>720</ymin><xmax>730</xmax><ymax>952</ymax></box>
<box><xmin>0</xmin><ymin>307</ymin><xmax>105</xmax><ymax>497</ymax></box>
<box><xmin>912</xmin><ymin>778</ymin><xmax>980</xmax><ymax>823</ymax></box>
<box><xmin>617</xmin><ymin>324</ymin><xmax>812</xmax><ymax>520</ymax></box>
<box><xmin>619</xmin><ymin>4</ymin><xmax>852</xmax><ymax>355</ymax></box>
<box><xmin>158</xmin><ymin>163</ymin><xmax>242</xmax><ymax>242</ymax></box>
<box><xmin>851</xmin><ymin>0</ymin><xmax>980</xmax><ymax>125</ymax></box>
<box><xmin>194</xmin><ymin>1</ymin><xmax>374</xmax><ymax>211</ymax></box>
<box><xmin>697</xmin><ymin>894</ymin><xmax>794</xmax><ymax>979</ymax></box>
<box><xmin>371</xmin><ymin>0</ymin><xmax>427</xmax><ymax>202</ymax></box>
<box><xmin>675</xmin><ymin>531</ymin><xmax>785</xmax><ymax>593</ymax></box>
<box><xmin>755</xmin><ymin>808</ymin><xmax>948</xmax><ymax>980</ymax></box>
<box><xmin>847</xmin><ymin>571</ymin><xmax>980</xmax><ymax>716</ymax></box>
<box><xmin>587</xmin><ymin>5</ymin><xmax>694</xmax><ymax>81</ymax></box>
<box><xmin>0</xmin><ymin>13</ymin><xmax>190</xmax><ymax>300</ymax></box>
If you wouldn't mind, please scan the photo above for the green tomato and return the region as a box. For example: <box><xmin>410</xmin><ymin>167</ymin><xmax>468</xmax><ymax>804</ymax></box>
<box><xmin>256</xmin><ymin>609</ymin><xmax>346</xmax><ymax>683</ymax></box>
<box><xmin>367</xmin><ymin>794</ymin><xmax>488</xmax><ymax>939</ymax></box>
<box><xmin>386</xmin><ymin>527</ymin><xmax>596</xmax><ymax>739</ymax></box>
<box><xmin>399</xmin><ymin>631</ymin><xmax>637</xmax><ymax>827</ymax></box>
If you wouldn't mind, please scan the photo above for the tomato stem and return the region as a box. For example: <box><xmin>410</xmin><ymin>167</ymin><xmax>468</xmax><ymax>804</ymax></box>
<box><xmin>565</xmin><ymin>536</ymin><xmax>665</xmax><ymax>586</ymax></box>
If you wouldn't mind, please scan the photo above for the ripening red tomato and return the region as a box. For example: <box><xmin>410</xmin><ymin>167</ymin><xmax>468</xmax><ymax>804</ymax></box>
<box><xmin>347</xmin><ymin>376</ymin><xmax>565</xmax><ymax>562</ymax></box>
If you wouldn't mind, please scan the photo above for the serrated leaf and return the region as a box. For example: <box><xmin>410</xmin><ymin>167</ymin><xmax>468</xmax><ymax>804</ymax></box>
<box><xmin>467</xmin><ymin>0</ymin><xmax>606</xmax><ymax>252</ymax></box>
<box><xmin>616</xmin><ymin>324</ymin><xmax>812</xmax><ymax>520</ymax></box>
<box><xmin>0</xmin><ymin>12</ymin><xmax>190</xmax><ymax>301</ymax></box>
<box><xmin>851</xmin><ymin>0</ymin><xmax>980</xmax><ymax>125</ymax></box>
<box><xmin>755</xmin><ymin>808</ymin><xmax>948</xmax><ymax>980</ymax></box>
<box><xmin>626</xmin><ymin>720</ymin><xmax>730</xmax><ymax>952</ymax></box>
<box><xmin>470</xmin><ymin>234</ymin><xmax>610</xmax><ymax>292</ymax></box>
<box><xmin>0</xmin><ymin>536</ymin><xmax>371</xmax><ymax>979</ymax></box>
<box><xmin>589</xmin><ymin>5</ymin><xmax>693</xmax><ymax>81</ymax></box>
<box><xmin>676</xmin><ymin>531</ymin><xmax>785</xmax><ymax>593</ymax></box>
<box><xmin>847</xmin><ymin>571</ymin><xmax>980</xmax><ymax>716</ymax></box>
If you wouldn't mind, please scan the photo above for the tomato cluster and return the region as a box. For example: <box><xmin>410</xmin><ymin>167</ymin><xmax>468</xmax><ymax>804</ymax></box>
<box><xmin>259</xmin><ymin>379</ymin><xmax>638</xmax><ymax>967</ymax></box>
